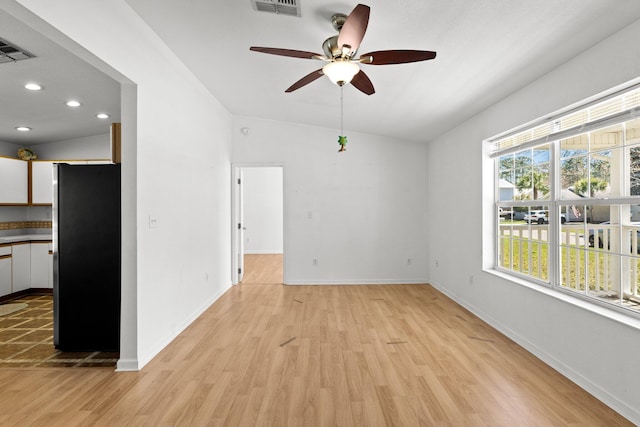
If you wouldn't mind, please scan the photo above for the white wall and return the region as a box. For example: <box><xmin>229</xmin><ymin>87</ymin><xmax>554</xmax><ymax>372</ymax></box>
<box><xmin>33</xmin><ymin>133</ymin><xmax>110</xmax><ymax>160</ymax></box>
<box><xmin>233</xmin><ymin>116</ymin><xmax>429</xmax><ymax>284</ymax></box>
<box><xmin>242</xmin><ymin>167</ymin><xmax>283</xmax><ymax>254</ymax></box>
<box><xmin>0</xmin><ymin>140</ymin><xmax>20</xmax><ymax>157</ymax></box>
<box><xmin>8</xmin><ymin>0</ymin><xmax>233</xmax><ymax>370</ymax></box>
<box><xmin>426</xmin><ymin>18</ymin><xmax>640</xmax><ymax>424</ymax></box>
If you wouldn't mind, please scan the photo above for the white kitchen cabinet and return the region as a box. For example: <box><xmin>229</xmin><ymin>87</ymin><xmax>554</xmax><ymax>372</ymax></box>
<box><xmin>0</xmin><ymin>157</ymin><xmax>28</xmax><ymax>205</ymax></box>
<box><xmin>11</xmin><ymin>243</ymin><xmax>31</xmax><ymax>292</ymax></box>
<box><xmin>30</xmin><ymin>242</ymin><xmax>52</xmax><ymax>288</ymax></box>
<box><xmin>0</xmin><ymin>245</ymin><xmax>12</xmax><ymax>297</ymax></box>
<box><xmin>31</xmin><ymin>161</ymin><xmax>55</xmax><ymax>205</ymax></box>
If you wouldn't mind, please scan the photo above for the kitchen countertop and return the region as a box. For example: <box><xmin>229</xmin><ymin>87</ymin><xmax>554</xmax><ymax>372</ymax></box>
<box><xmin>0</xmin><ymin>234</ymin><xmax>53</xmax><ymax>244</ymax></box>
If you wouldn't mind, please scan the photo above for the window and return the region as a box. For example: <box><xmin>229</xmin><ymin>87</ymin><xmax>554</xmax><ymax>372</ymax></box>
<box><xmin>491</xmin><ymin>84</ymin><xmax>640</xmax><ymax>314</ymax></box>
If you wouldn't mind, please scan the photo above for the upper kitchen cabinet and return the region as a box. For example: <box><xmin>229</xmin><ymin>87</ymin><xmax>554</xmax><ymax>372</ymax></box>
<box><xmin>0</xmin><ymin>156</ymin><xmax>28</xmax><ymax>205</ymax></box>
<box><xmin>31</xmin><ymin>160</ymin><xmax>55</xmax><ymax>205</ymax></box>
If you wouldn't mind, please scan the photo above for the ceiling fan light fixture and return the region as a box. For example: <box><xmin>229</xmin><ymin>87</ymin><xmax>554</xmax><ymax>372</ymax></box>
<box><xmin>322</xmin><ymin>60</ymin><xmax>360</xmax><ymax>86</ymax></box>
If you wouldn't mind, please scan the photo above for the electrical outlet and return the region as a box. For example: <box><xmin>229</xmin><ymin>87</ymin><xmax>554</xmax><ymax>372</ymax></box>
<box><xmin>407</xmin><ymin>258</ymin><xmax>412</xmax><ymax>265</ymax></box>
<box><xmin>469</xmin><ymin>275</ymin><xmax>474</xmax><ymax>285</ymax></box>
<box><xmin>313</xmin><ymin>258</ymin><xmax>318</xmax><ymax>266</ymax></box>
<box><xmin>149</xmin><ymin>215</ymin><xmax>158</xmax><ymax>229</ymax></box>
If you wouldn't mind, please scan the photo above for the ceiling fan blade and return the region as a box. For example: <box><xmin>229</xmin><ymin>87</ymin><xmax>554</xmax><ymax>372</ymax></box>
<box><xmin>250</xmin><ymin>47</ymin><xmax>325</xmax><ymax>60</ymax></box>
<box><xmin>359</xmin><ymin>50</ymin><xmax>437</xmax><ymax>65</ymax></box>
<box><xmin>285</xmin><ymin>69</ymin><xmax>325</xmax><ymax>92</ymax></box>
<box><xmin>337</xmin><ymin>4</ymin><xmax>370</xmax><ymax>56</ymax></box>
<box><xmin>351</xmin><ymin>70</ymin><xmax>375</xmax><ymax>95</ymax></box>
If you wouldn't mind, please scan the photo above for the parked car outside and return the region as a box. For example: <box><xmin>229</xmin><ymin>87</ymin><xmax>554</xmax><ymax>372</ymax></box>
<box><xmin>588</xmin><ymin>221</ymin><xmax>640</xmax><ymax>252</ymax></box>
<box><xmin>523</xmin><ymin>210</ymin><xmax>566</xmax><ymax>224</ymax></box>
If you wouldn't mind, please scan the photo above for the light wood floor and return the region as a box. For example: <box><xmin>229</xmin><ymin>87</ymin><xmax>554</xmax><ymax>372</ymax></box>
<box><xmin>241</xmin><ymin>254</ymin><xmax>283</xmax><ymax>284</ymax></box>
<box><xmin>0</xmin><ymin>273</ymin><xmax>631</xmax><ymax>424</ymax></box>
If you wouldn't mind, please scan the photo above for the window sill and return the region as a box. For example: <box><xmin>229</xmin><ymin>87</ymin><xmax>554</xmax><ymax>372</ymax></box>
<box><xmin>486</xmin><ymin>268</ymin><xmax>640</xmax><ymax>332</ymax></box>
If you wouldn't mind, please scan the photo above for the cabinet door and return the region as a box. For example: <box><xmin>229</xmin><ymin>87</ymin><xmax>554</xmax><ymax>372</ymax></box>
<box><xmin>31</xmin><ymin>161</ymin><xmax>55</xmax><ymax>205</ymax></box>
<box><xmin>30</xmin><ymin>242</ymin><xmax>51</xmax><ymax>288</ymax></box>
<box><xmin>0</xmin><ymin>256</ymin><xmax>11</xmax><ymax>297</ymax></box>
<box><xmin>11</xmin><ymin>243</ymin><xmax>30</xmax><ymax>292</ymax></box>
<box><xmin>0</xmin><ymin>157</ymin><xmax>28</xmax><ymax>204</ymax></box>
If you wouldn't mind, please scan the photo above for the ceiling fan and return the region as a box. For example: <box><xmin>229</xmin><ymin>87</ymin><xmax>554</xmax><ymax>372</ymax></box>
<box><xmin>250</xmin><ymin>3</ymin><xmax>437</xmax><ymax>95</ymax></box>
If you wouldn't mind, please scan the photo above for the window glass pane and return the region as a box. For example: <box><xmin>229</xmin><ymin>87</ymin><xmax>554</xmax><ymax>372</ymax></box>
<box><xmin>629</xmin><ymin>145</ymin><xmax>640</xmax><ymax>196</ymax></box>
<box><xmin>560</xmin><ymin>204</ymin><xmax>586</xmax><ymax>225</ymax></box>
<box><xmin>589</xmin><ymin>149</ymin><xmax>613</xmax><ymax>197</ymax></box>
<box><xmin>560</xmin><ymin>134</ymin><xmax>588</xmax><ymax>158</ymax></box>
<box><xmin>590</xmin><ymin>123</ymin><xmax>623</xmax><ymax>150</ymax></box>
<box><xmin>560</xmin><ymin>156</ymin><xmax>587</xmax><ymax>193</ymax></box>
<box><xmin>498</xmin><ymin>205</ymin><xmax>549</xmax><ymax>281</ymax></box>
<box><xmin>625</xmin><ymin>118</ymin><xmax>640</xmax><ymax>144</ymax></box>
<box><xmin>498</xmin><ymin>154</ymin><xmax>517</xmax><ymax>201</ymax></box>
<box><xmin>499</xmin><ymin>154</ymin><xmax>513</xmax><ymax>177</ymax></box>
<box><xmin>532</xmin><ymin>145</ymin><xmax>550</xmax><ymax>164</ymax></box>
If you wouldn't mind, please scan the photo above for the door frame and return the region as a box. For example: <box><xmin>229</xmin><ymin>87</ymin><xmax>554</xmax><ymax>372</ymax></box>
<box><xmin>231</xmin><ymin>163</ymin><xmax>285</xmax><ymax>285</ymax></box>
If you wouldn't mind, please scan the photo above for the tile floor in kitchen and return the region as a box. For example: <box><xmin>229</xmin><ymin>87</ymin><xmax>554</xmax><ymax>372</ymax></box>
<box><xmin>0</xmin><ymin>295</ymin><xmax>118</xmax><ymax>368</ymax></box>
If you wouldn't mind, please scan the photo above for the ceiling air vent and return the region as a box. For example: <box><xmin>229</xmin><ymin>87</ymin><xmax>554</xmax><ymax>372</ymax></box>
<box><xmin>0</xmin><ymin>37</ymin><xmax>34</xmax><ymax>64</ymax></box>
<box><xmin>251</xmin><ymin>0</ymin><xmax>301</xmax><ymax>17</ymax></box>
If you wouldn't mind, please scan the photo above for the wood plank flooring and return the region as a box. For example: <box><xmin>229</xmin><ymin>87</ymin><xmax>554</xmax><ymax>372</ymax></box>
<box><xmin>241</xmin><ymin>254</ymin><xmax>283</xmax><ymax>284</ymax></box>
<box><xmin>0</xmin><ymin>277</ymin><xmax>631</xmax><ymax>424</ymax></box>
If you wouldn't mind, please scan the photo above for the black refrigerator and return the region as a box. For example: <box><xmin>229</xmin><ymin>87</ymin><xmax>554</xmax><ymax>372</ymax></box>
<box><xmin>53</xmin><ymin>163</ymin><xmax>121</xmax><ymax>352</ymax></box>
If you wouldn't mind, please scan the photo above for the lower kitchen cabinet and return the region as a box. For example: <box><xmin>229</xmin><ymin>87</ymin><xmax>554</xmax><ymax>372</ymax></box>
<box><xmin>31</xmin><ymin>242</ymin><xmax>53</xmax><ymax>288</ymax></box>
<box><xmin>11</xmin><ymin>243</ymin><xmax>31</xmax><ymax>293</ymax></box>
<box><xmin>0</xmin><ymin>240</ymin><xmax>54</xmax><ymax>297</ymax></box>
<box><xmin>0</xmin><ymin>247</ymin><xmax>11</xmax><ymax>296</ymax></box>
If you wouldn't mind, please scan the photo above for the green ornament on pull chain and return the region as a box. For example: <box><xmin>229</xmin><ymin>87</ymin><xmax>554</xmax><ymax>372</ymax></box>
<box><xmin>337</xmin><ymin>86</ymin><xmax>347</xmax><ymax>153</ymax></box>
<box><xmin>338</xmin><ymin>135</ymin><xmax>347</xmax><ymax>152</ymax></box>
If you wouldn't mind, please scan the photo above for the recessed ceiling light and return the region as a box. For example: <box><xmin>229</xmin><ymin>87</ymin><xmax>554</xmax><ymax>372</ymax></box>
<box><xmin>96</xmin><ymin>113</ymin><xmax>110</xmax><ymax>119</ymax></box>
<box><xmin>66</xmin><ymin>100</ymin><xmax>81</xmax><ymax>107</ymax></box>
<box><xmin>24</xmin><ymin>83</ymin><xmax>43</xmax><ymax>91</ymax></box>
<box><xmin>15</xmin><ymin>126</ymin><xmax>31</xmax><ymax>132</ymax></box>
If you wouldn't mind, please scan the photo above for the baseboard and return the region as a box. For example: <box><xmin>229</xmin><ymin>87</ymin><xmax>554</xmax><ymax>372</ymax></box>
<box><xmin>429</xmin><ymin>280</ymin><xmax>640</xmax><ymax>425</ymax></box>
<box><xmin>245</xmin><ymin>250</ymin><xmax>283</xmax><ymax>255</ymax></box>
<box><xmin>284</xmin><ymin>279</ymin><xmax>428</xmax><ymax>285</ymax></box>
<box><xmin>137</xmin><ymin>280</ymin><xmax>233</xmax><ymax>370</ymax></box>
<box><xmin>115</xmin><ymin>358</ymin><xmax>139</xmax><ymax>372</ymax></box>
<box><xmin>0</xmin><ymin>287</ymin><xmax>52</xmax><ymax>303</ymax></box>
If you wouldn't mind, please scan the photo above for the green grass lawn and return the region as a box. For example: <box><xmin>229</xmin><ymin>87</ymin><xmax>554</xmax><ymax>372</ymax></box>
<box><xmin>500</xmin><ymin>237</ymin><xmax>640</xmax><ymax>295</ymax></box>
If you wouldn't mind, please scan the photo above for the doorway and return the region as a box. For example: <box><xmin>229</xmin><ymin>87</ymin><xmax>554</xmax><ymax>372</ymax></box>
<box><xmin>232</xmin><ymin>165</ymin><xmax>284</xmax><ymax>285</ymax></box>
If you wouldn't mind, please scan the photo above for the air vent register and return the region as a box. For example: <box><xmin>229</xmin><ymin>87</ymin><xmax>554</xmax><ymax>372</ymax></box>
<box><xmin>251</xmin><ymin>0</ymin><xmax>301</xmax><ymax>17</ymax></box>
<box><xmin>0</xmin><ymin>37</ymin><xmax>34</xmax><ymax>64</ymax></box>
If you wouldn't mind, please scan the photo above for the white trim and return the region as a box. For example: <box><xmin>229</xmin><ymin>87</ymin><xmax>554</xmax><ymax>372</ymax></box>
<box><xmin>284</xmin><ymin>279</ymin><xmax>428</xmax><ymax>285</ymax></box>
<box><xmin>115</xmin><ymin>358</ymin><xmax>139</xmax><ymax>372</ymax></box>
<box><xmin>245</xmin><ymin>250</ymin><xmax>283</xmax><ymax>255</ymax></box>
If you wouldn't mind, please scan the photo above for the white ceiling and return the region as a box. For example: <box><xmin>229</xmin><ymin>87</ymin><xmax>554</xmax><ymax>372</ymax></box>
<box><xmin>123</xmin><ymin>0</ymin><xmax>640</xmax><ymax>143</ymax></box>
<box><xmin>2</xmin><ymin>1</ymin><xmax>640</xmax><ymax>148</ymax></box>
<box><xmin>0</xmin><ymin>9</ymin><xmax>120</xmax><ymax>146</ymax></box>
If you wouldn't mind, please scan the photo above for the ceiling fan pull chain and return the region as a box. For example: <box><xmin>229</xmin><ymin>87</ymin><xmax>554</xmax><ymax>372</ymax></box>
<box><xmin>338</xmin><ymin>86</ymin><xmax>347</xmax><ymax>152</ymax></box>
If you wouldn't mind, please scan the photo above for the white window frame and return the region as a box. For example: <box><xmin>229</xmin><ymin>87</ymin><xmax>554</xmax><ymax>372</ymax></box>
<box><xmin>487</xmin><ymin>81</ymin><xmax>640</xmax><ymax>317</ymax></box>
